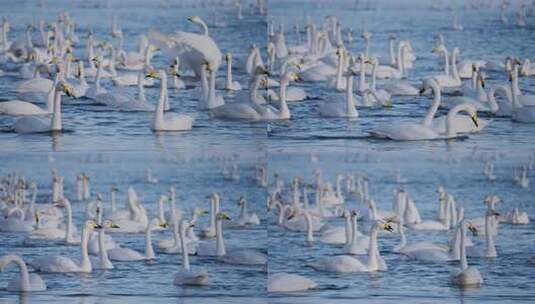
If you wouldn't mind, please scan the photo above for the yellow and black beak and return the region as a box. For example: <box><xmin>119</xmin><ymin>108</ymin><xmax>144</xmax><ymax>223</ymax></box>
<box><xmin>110</xmin><ymin>223</ymin><xmax>120</xmax><ymax>229</ymax></box>
<box><xmin>470</xmin><ymin>114</ymin><xmax>478</xmax><ymax>128</ymax></box>
<box><xmin>468</xmin><ymin>224</ymin><xmax>478</xmax><ymax>236</ymax></box>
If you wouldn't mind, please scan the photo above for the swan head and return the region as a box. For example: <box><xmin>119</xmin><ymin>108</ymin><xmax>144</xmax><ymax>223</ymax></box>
<box><xmin>467</xmin><ymin>223</ymin><xmax>478</xmax><ymax>236</ymax></box>
<box><xmin>225</xmin><ymin>52</ymin><xmax>232</xmax><ymax>62</ymax></box>
<box><xmin>484</xmin><ymin>195</ymin><xmax>501</xmax><ymax>205</ymax></box>
<box><xmin>379</xmin><ymin>220</ymin><xmax>394</xmax><ymax>232</ymax></box>
<box><xmin>254</xmin><ymin>66</ymin><xmax>270</xmax><ymax>76</ymax></box>
<box><xmin>361</xmin><ymin>31</ymin><xmax>371</xmax><ymax>40</ymax></box>
<box><xmin>145</xmin><ymin>69</ymin><xmax>159</xmax><ymax>79</ymax></box>
<box><xmin>216</xmin><ymin>212</ymin><xmax>231</xmax><ymax>221</ymax></box>
<box><xmin>193</xmin><ymin>207</ymin><xmax>208</xmax><ymax>216</ymax></box>
<box><xmin>389</xmin><ymin>34</ymin><xmax>397</xmax><ymax>40</ymax></box>
<box><xmin>57</xmin><ymin>82</ymin><xmax>74</xmax><ymax>97</ymax></box>
<box><xmin>111</xmin><ymin>186</ymin><xmax>118</xmax><ymax>193</ymax></box>
<box><xmin>187</xmin><ymin>16</ymin><xmax>203</xmax><ymax>24</ymax></box>
<box><xmin>238</xmin><ymin>197</ymin><xmax>246</xmax><ymax>206</ymax></box>
<box><xmin>102</xmin><ymin>220</ymin><xmax>121</xmax><ymax>229</ymax></box>
<box><xmin>432</xmin><ymin>44</ymin><xmax>446</xmax><ymax>54</ymax></box>
<box><xmin>85</xmin><ymin>220</ymin><xmax>103</xmax><ymax>231</ymax></box>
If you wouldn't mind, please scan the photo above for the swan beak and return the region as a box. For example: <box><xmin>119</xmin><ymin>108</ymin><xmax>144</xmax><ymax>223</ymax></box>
<box><xmin>481</xmin><ymin>79</ymin><xmax>485</xmax><ymax>88</ymax></box>
<box><xmin>383</xmin><ymin>224</ymin><xmax>394</xmax><ymax>232</ymax></box>
<box><xmin>419</xmin><ymin>87</ymin><xmax>426</xmax><ymax>95</ymax></box>
<box><xmin>468</xmin><ymin>224</ymin><xmax>478</xmax><ymax>236</ymax></box>
<box><xmin>64</xmin><ymin>86</ymin><xmax>74</xmax><ymax>97</ymax></box>
<box><xmin>187</xmin><ymin>16</ymin><xmax>194</xmax><ymax>22</ymax></box>
<box><xmin>111</xmin><ymin>223</ymin><xmax>120</xmax><ymax>228</ymax></box>
<box><xmin>160</xmin><ymin>223</ymin><xmax>168</xmax><ymax>228</ymax></box>
<box><xmin>470</xmin><ymin>115</ymin><xmax>478</xmax><ymax>127</ymax></box>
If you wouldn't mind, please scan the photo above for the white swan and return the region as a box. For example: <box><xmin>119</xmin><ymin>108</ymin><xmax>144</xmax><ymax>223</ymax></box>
<box><xmin>450</xmin><ymin>220</ymin><xmax>483</xmax><ymax>286</ymax></box>
<box><xmin>149</xmin><ymin>16</ymin><xmax>222</xmax><ymax>78</ymax></box>
<box><xmin>199</xmin><ymin>212</ymin><xmax>267</xmax><ymax>265</ymax></box>
<box><xmin>319</xmin><ymin>209</ymin><xmax>352</xmax><ymax>245</ymax></box>
<box><xmin>30</xmin><ymin>220</ymin><xmax>101</xmax><ymax>273</ymax></box>
<box><xmin>345</xmin><ymin>211</ymin><xmax>370</xmax><ymax>255</ymax></box>
<box><xmin>26</xmin><ymin>198</ymin><xmax>78</xmax><ymax>244</ymax></box>
<box><xmin>0</xmin><ymin>72</ymin><xmax>57</xmax><ymax>115</ymax></box>
<box><xmin>509</xmin><ymin>64</ymin><xmax>535</xmax><ymax>123</ymax></box>
<box><xmin>467</xmin><ymin>210</ymin><xmax>498</xmax><ymax>258</ymax></box>
<box><xmin>89</xmin><ymin>220</ymin><xmax>119</xmax><ymax>270</ymax></box>
<box><xmin>173</xmin><ymin>220</ymin><xmax>209</xmax><ymax>286</ymax></box>
<box><xmin>0</xmin><ymin>255</ymin><xmax>46</xmax><ymax>292</ymax></box>
<box><xmin>319</xmin><ymin>67</ymin><xmax>359</xmax><ymax>118</ymax></box>
<box><xmin>201</xmin><ymin>193</ymin><xmax>220</xmax><ymax>238</ymax></box>
<box><xmin>216</xmin><ymin>53</ymin><xmax>242</xmax><ymax>91</ymax></box>
<box><xmin>308</xmin><ymin>221</ymin><xmax>392</xmax><ymax>273</ymax></box>
<box><xmin>267</xmin><ymin>273</ymin><xmax>317</xmax><ymax>293</ymax></box>
<box><xmin>11</xmin><ymin>82</ymin><xmax>73</xmax><ymax>134</ymax></box>
<box><xmin>258</xmin><ymin>71</ymin><xmax>299</xmax><ymax>120</ymax></box>
<box><xmin>234</xmin><ymin>197</ymin><xmax>260</xmax><ymax>226</ymax></box>
<box><xmin>107</xmin><ymin>218</ymin><xmax>166</xmax><ymax>261</ymax></box>
<box><xmin>370</xmin><ymin>80</ymin><xmax>479</xmax><ymax>140</ymax></box>
<box><xmin>521</xmin><ymin>59</ymin><xmax>535</xmax><ymax>76</ymax></box>
<box><xmin>146</xmin><ymin>69</ymin><xmax>194</xmax><ymax>131</ymax></box>
<box><xmin>210</xmin><ymin>66</ymin><xmax>268</xmax><ymax>120</ymax></box>
<box><xmin>502</xmin><ymin>207</ymin><xmax>530</xmax><ymax>225</ymax></box>
<box><xmin>408</xmin><ymin>194</ymin><xmax>452</xmax><ymax>231</ymax></box>
<box><xmin>427</xmin><ymin>45</ymin><xmax>462</xmax><ymax>88</ymax></box>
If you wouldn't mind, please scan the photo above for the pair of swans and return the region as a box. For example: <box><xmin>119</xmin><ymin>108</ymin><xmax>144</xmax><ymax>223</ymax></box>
<box><xmin>369</xmin><ymin>79</ymin><xmax>482</xmax><ymax>141</ymax></box>
<box><xmin>29</xmin><ymin>220</ymin><xmax>102</xmax><ymax>273</ymax></box>
<box><xmin>308</xmin><ymin>220</ymin><xmax>392</xmax><ymax>273</ymax></box>
<box><xmin>427</xmin><ymin>45</ymin><xmax>462</xmax><ymax>88</ymax></box>
<box><xmin>105</xmin><ymin>218</ymin><xmax>166</xmax><ymax>262</ymax></box>
<box><xmin>11</xmin><ymin>82</ymin><xmax>73</xmax><ymax>134</ymax></box>
<box><xmin>145</xmin><ymin>69</ymin><xmax>194</xmax><ymax>131</ymax></box>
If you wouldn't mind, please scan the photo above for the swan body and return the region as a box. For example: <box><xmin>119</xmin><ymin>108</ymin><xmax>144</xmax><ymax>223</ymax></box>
<box><xmin>0</xmin><ymin>207</ymin><xmax>35</xmax><ymax>232</ymax></box>
<box><xmin>267</xmin><ymin>273</ymin><xmax>317</xmax><ymax>293</ymax></box>
<box><xmin>147</xmin><ymin>69</ymin><xmax>193</xmax><ymax>131</ymax></box>
<box><xmin>0</xmin><ymin>101</ymin><xmax>49</xmax><ymax>116</ymax></box>
<box><xmin>174</xmin><ymin>220</ymin><xmax>209</xmax><ymax>286</ymax></box>
<box><xmin>450</xmin><ymin>220</ymin><xmax>483</xmax><ymax>286</ymax></box>
<box><xmin>234</xmin><ymin>197</ymin><xmax>260</xmax><ymax>226</ymax></box>
<box><xmin>0</xmin><ymin>255</ymin><xmax>46</xmax><ymax>292</ymax></box>
<box><xmin>30</xmin><ymin>221</ymin><xmax>100</xmax><ymax>273</ymax></box>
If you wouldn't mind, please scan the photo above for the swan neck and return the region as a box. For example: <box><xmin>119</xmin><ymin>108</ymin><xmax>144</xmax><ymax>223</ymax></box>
<box><xmin>460</xmin><ymin>224</ymin><xmax>468</xmax><ymax>270</ymax></box>
<box><xmin>99</xmin><ymin>229</ymin><xmax>111</xmax><ymax>266</ymax></box>
<box><xmin>368</xmin><ymin>225</ymin><xmax>380</xmax><ymax>270</ymax></box>
<box><xmin>304</xmin><ymin>211</ymin><xmax>313</xmax><ymax>242</ymax></box>
<box><xmin>51</xmin><ymin>89</ymin><xmax>62</xmax><ymax>131</ymax></box>
<box><xmin>422</xmin><ymin>83</ymin><xmax>441</xmax><ymax>127</ymax></box>
<box><xmin>155</xmin><ymin>73</ymin><xmax>167</xmax><ymax>125</ymax></box>
<box><xmin>226</xmin><ymin>58</ymin><xmax>233</xmax><ymax>87</ymax></box>
<box><xmin>65</xmin><ymin>201</ymin><xmax>73</xmax><ymax>242</ymax></box>
<box><xmin>179</xmin><ymin>224</ymin><xmax>190</xmax><ymax>270</ymax></box>
<box><xmin>216</xmin><ymin>218</ymin><xmax>226</xmax><ymax>256</ymax></box>
<box><xmin>80</xmin><ymin>225</ymin><xmax>91</xmax><ymax>272</ymax></box>
<box><xmin>279</xmin><ymin>80</ymin><xmax>290</xmax><ymax>118</ymax></box>
<box><xmin>5</xmin><ymin>256</ymin><xmax>31</xmax><ymax>291</ymax></box>
<box><xmin>145</xmin><ymin>221</ymin><xmax>155</xmax><ymax>259</ymax></box>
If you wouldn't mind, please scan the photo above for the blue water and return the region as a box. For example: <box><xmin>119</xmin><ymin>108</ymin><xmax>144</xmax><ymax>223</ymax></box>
<box><xmin>0</xmin><ymin>0</ymin><xmax>534</xmax><ymax>303</ymax></box>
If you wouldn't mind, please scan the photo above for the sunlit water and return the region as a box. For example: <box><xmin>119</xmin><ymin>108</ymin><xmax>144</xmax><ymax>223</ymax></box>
<box><xmin>0</xmin><ymin>0</ymin><xmax>534</xmax><ymax>303</ymax></box>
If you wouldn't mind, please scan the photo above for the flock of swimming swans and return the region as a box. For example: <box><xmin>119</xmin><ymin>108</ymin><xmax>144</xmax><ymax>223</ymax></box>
<box><xmin>0</xmin><ymin>0</ymin><xmax>534</xmax><ymax>298</ymax></box>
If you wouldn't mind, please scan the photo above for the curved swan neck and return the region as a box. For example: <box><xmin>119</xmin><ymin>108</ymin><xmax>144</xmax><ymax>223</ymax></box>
<box><xmin>1</xmin><ymin>256</ymin><xmax>30</xmax><ymax>291</ymax></box>
<box><xmin>422</xmin><ymin>83</ymin><xmax>441</xmax><ymax>127</ymax></box>
<box><xmin>196</xmin><ymin>19</ymin><xmax>209</xmax><ymax>36</ymax></box>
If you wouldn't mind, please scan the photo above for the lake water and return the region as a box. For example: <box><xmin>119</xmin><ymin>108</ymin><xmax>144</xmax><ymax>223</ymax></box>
<box><xmin>0</xmin><ymin>0</ymin><xmax>534</xmax><ymax>303</ymax></box>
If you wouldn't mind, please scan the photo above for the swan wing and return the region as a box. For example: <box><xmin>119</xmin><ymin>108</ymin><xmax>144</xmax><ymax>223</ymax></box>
<box><xmin>108</xmin><ymin>247</ymin><xmax>145</xmax><ymax>261</ymax></box>
<box><xmin>370</xmin><ymin>123</ymin><xmax>438</xmax><ymax>141</ymax></box>
<box><xmin>31</xmin><ymin>255</ymin><xmax>79</xmax><ymax>272</ymax></box>
<box><xmin>0</xmin><ymin>101</ymin><xmax>48</xmax><ymax>115</ymax></box>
